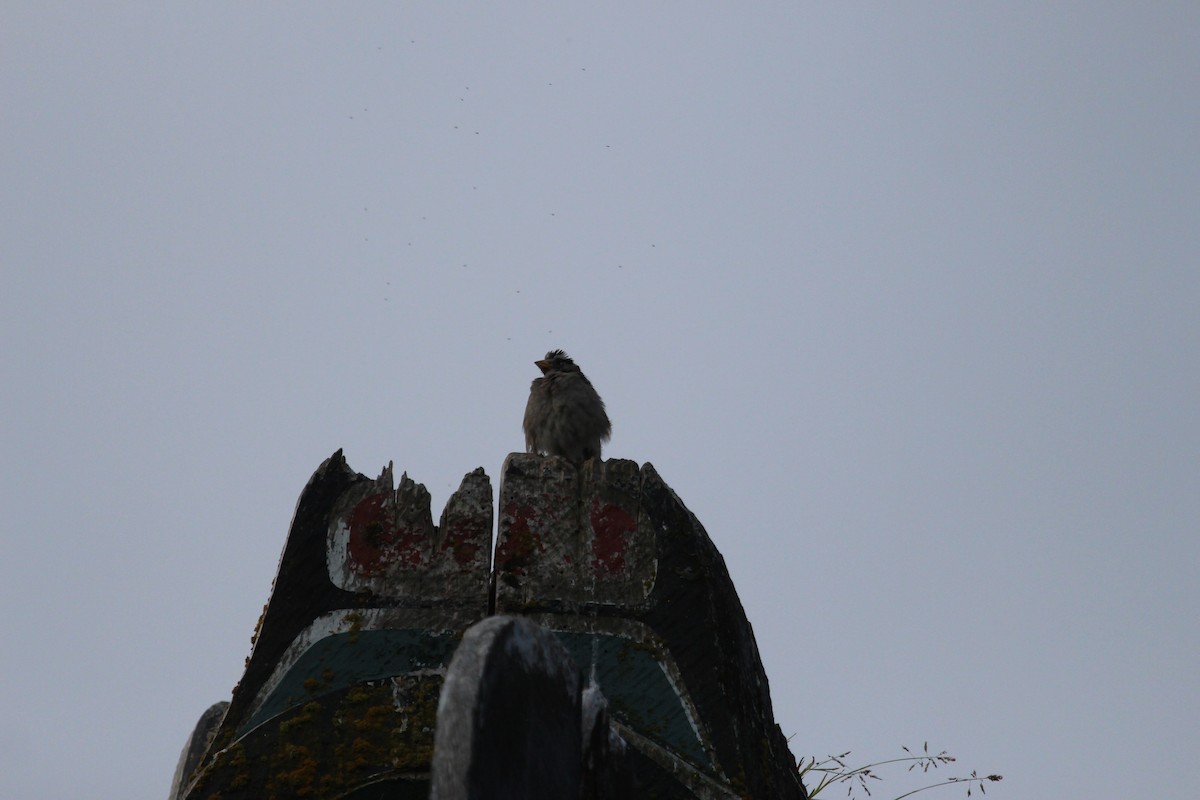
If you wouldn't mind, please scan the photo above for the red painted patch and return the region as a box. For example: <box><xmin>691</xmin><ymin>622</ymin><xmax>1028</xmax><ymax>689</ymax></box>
<box><xmin>590</xmin><ymin>499</ymin><xmax>635</xmax><ymax>573</ymax></box>
<box><xmin>345</xmin><ymin>492</ymin><xmax>425</xmax><ymax>575</ymax></box>
<box><xmin>495</xmin><ymin>502</ymin><xmax>542</xmax><ymax>574</ymax></box>
<box><xmin>440</xmin><ymin>517</ymin><xmax>487</xmax><ymax>566</ymax></box>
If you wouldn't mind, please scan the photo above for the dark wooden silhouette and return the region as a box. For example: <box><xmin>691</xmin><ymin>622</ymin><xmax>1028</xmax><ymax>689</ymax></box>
<box><xmin>170</xmin><ymin>451</ymin><xmax>806</xmax><ymax>799</ymax></box>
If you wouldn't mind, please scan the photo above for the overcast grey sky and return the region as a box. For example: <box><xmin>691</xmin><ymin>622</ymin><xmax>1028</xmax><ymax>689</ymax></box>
<box><xmin>2</xmin><ymin>4</ymin><xmax>1197</xmax><ymax>798</ymax></box>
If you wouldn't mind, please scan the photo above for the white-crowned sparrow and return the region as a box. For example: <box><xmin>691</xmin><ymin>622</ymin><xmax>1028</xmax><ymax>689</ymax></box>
<box><xmin>523</xmin><ymin>350</ymin><xmax>611</xmax><ymax>464</ymax></box>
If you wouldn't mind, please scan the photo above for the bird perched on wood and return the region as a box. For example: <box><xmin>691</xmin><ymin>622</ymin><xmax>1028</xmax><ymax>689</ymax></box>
<box><xmin>523</xmin><ymin>350</ymin><xmax>611</xmax><ymax>464</ymax></box>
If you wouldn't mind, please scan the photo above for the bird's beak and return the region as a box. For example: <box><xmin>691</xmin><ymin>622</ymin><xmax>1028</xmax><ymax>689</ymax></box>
<box><xmin>535</xmin><ymin>359</ymin><xmax>550</xmax><ymax>374</ymax></box>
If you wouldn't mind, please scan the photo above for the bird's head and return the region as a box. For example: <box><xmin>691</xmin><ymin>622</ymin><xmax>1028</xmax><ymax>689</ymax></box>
<box><xmin>535</xmin><ymin>349</ymin><xmax>580</xmax><ymax>375</ymax></box>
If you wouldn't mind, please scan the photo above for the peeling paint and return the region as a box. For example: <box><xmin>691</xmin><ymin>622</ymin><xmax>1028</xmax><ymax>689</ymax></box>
<box><xmin>590</xmin><ymin>499</ymin><xmax>635</xmax><ymax>573</ymax></box>
<box><xmin>177</xmin><ymin>452</ymin><xmax>804</xmax><ymax>800</ymax></box>
<box><xmin>345</xmin><ymin>492</ymin><xmax>426</xmax><ymax>574</ymax></box>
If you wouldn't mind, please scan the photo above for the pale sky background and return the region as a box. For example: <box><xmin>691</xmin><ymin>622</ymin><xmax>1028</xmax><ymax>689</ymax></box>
<box><xmin>2</xmin><ymin>4</ymin><xmax>1197</xmax><ymax>798</ymax></box>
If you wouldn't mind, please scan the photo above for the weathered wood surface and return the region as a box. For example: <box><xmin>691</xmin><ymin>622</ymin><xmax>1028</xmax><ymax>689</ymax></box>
<box><xmin>495</xmin><ymin>453</ymin><xmax>804</xmax><ymax>799</ymax></box>
<box><xmin>430</xmin><ymin>615</ymin><xmax>635</xmax><ymax>800</ymax></box>
<box><xmin>178</xmin><ymin>451</ymin><xmax>492</xmax><ymax>799</ymax></box>
<box><xmin>168</xmin><ymin>701</ymin><xmax>227</xmax><ymax>800</ymax></box>
<box><xmin>431</xmin><ymin>616</ymin><xmax>583</xmax><ymax>800</ymax></box>
<box><xmin>174</xmin><ymin>450</ymin><xmax>805</xmax><ymax>799</ymax></box>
